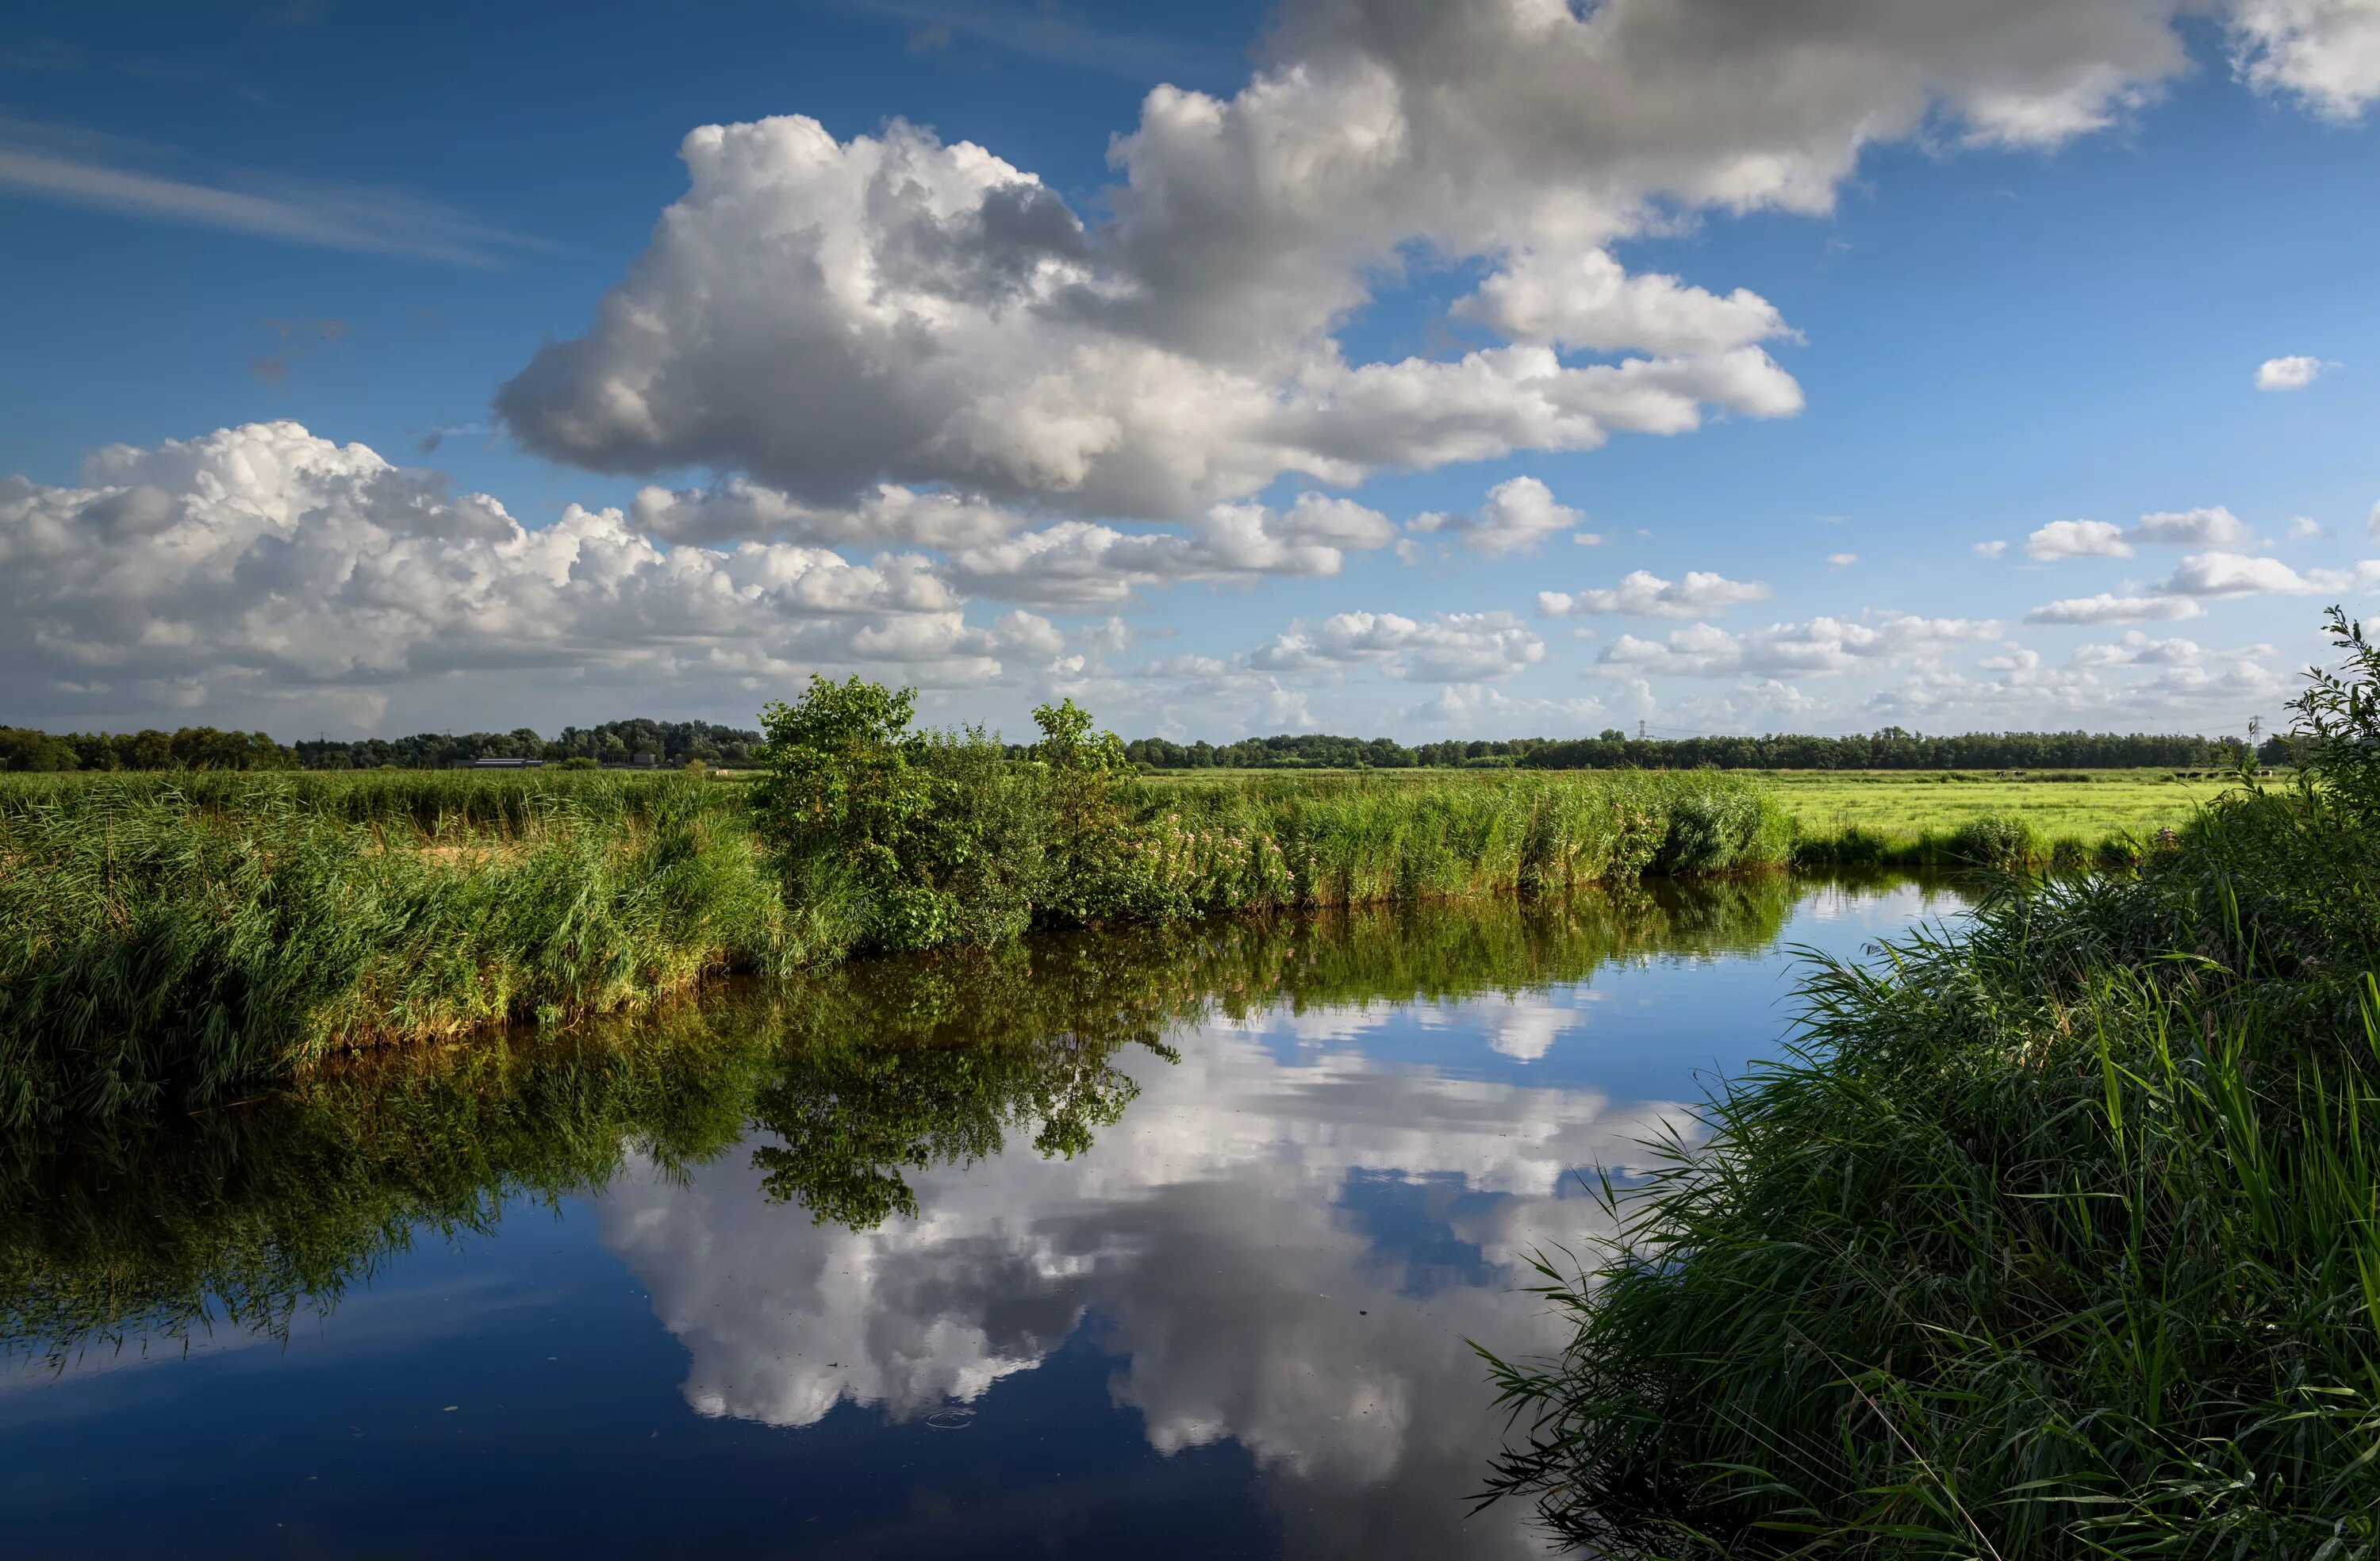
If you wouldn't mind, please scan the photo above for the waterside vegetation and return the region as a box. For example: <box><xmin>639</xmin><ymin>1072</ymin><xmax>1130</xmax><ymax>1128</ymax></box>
<box><xmin>1480</xmin><ymin>608</ymin><xmax>2380</xmax><ymax>1556</ymax></box>
<box><xmin>2</xmin><ymin>689</ymin><xmax>1796</xmax><ymax>1129</ymax></box>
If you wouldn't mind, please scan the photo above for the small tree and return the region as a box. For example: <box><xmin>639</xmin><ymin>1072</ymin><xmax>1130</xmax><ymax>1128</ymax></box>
<box><xmin>1031</xmin><ymin>698</ymin><xmax>1138</xmax><ymax>924</ymax></box>
<box><xmin>752</xmin><ymin>676</ymin><xmax>1047</xmax><ymax>952</ymax></box>
<box><xmin>2289</xmin><ymin>605</ymin><xmax>2380</xmax><ymax>819</ymax></box>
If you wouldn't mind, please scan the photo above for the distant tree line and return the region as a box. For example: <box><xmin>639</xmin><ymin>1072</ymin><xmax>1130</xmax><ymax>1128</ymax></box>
<box><xmin>4</xmin><ymin>718</ymin><xmax>2274</xmax><ymax>774</ymax></box>
<box><xmin>0</xmin><ymin>726</ymin><xmax>299</xmax><ymax>773</ymax></box>
<box><xmin>1124</xmin><ymin>727</ymin><xmax>2270</xmax><ymax>772</ymax></box>
<box><xmin>290</xmin><ymin>719</ymin><xmax>760</xmax><ymax>770</ymax></box>
<box><xmin>0</xmin><ymin>719</ymin><xmax>759</xmax><ymax>772</ymax></box>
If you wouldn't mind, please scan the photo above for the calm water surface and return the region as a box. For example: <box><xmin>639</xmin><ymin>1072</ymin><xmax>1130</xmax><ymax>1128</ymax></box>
<box><xmin>0</xmin><ymin>876</ymin><xmax>1971</xmax><ymax>1559</ymax></box>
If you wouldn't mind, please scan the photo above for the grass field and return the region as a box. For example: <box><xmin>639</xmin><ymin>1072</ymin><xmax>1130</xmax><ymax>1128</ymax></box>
<box><xmin>1140</xmin><ymin>766</ymin><xmax>2247</xmax><ymax>861</ymax></box>
<box><xmin>1762</xmin><ymin>769</ymin><xmax>2240</xmax><ymax>840</ymax></box>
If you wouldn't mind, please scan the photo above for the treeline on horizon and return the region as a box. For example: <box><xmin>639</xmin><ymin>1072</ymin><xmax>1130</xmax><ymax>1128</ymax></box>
<box><xmin>1123</xmin><ymin>726</ymin><xmax>2268</xmax><ymax>771</ymax></box>
<box><xmin>0</xmin><ymin>719</ymin><xmax>762</xmax><ymax>773</ymax></box>
<box><xmin>1</xmin><ymin>718</ymin><xmax>2269</xmax><ymax>773</ymax></box>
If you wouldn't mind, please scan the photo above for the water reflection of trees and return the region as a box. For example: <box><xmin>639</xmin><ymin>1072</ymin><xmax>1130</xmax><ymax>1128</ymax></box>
<box><xmin>2</xmin><ymin>876</ymin><xmax>1817</xmax><ymax>1356</ymax></box>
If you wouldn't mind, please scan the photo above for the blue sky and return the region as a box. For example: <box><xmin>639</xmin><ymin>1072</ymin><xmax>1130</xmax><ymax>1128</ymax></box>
<box><xmin>3</xmin><ymin>0</ymin><xmax>2376</xmax><ymax>742</ymax></box>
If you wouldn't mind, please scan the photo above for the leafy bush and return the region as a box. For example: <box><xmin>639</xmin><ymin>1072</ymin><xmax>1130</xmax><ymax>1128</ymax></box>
<box><xmin>2292</xmin><ymin>604</ymin><xmax>2380</xmax><ymax>820</ymax></box>
<box><xmin>750</xmin><ymin>675</ymin><xmax>1047</xmax><ymax>953</ymax></box>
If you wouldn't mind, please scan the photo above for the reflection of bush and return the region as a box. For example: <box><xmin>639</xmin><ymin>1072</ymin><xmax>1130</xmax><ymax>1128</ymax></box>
<box><xmin>741</xmin><ymin>880</ymin><xmax>1810</xmax><ymax>1229</ymax></box>
<box><xmin>2</xmin><ymin>875</ymin><xmax>1848</xmax><ymax>1354</ymax></box>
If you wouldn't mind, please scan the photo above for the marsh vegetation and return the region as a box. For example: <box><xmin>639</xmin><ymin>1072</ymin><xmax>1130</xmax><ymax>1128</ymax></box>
<box><xmin>1480</xmin><ymin>609</ymin><xmax>2380</xmax><ymax>1556</ymax></box>
<box><xmin>0</xmin><ymin>689</ymin><xmax>1796</xmax><ymax>1128</ymax></box>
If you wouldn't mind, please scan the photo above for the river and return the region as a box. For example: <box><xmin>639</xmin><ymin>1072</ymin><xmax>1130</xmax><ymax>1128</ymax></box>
<box><xmin>0</xmin><ymin>873</ymin><xmax>1972</xmax><ymax>1558</ymax></box>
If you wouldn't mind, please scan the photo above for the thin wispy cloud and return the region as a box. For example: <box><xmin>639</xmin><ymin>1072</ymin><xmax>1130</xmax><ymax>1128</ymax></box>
<box><xmin>0</xmin><ymin>124</ymin><xmax>544</xmax><ymax>267</ymax></box>
<box><xmin>854</xmin><ymin>1</ymin><xmax>1244</xmax><ymax>86</ymax></box>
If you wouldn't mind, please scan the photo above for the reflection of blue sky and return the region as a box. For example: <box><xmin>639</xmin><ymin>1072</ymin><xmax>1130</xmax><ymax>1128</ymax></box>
<box><xmin>0</xmin><ymin>877</ymin><xmax>1972</xmax><ymax>1559</ymax></box>
<box><xmin>1232</xmin><ymin>877</ymin><xmax>1975</xmax><ymax>1099</ymax></box>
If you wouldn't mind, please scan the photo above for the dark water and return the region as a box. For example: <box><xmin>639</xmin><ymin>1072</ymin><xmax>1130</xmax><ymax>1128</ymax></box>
<box><xmin>0</xmin><ymin>876</ymin><xmax>1971</xmax><ymax>1559</ymax></box>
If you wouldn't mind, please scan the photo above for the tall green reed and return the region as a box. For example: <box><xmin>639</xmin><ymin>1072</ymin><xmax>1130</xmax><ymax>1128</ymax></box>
<box><xmin>1478</xmin><ymin>777</ymin><xmax>2380</xmax><ymax>1557</ymax></box>
<box><xmin>0</xmin><ymin>773</ymin><xmax>804</xmax><ymax>1130</ymax></box>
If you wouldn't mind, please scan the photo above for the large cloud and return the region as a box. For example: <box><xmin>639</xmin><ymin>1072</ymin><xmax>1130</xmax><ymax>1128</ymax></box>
<box><xmin>493</xmin><ymin>0</ymin><xmax>2374</xmax><ymax>524</ymax></box>
<box><xmin>0</xmin><ymin>420</ymin><xmax>1017</xmax><ymax>727</ymax></box>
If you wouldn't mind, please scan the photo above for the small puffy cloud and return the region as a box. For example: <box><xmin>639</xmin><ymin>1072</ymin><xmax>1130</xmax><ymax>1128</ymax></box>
<box><xmin>2029</xmin><ymin>506</ymin><xmax>2255</xmax><ymax>560</ymax></box>
<box><xmin>1407</xmin><ymin>476</ymin><xmax>1591</xmax><ymax>556</ymax></box>
<box><xmin>1251</xmin><ymin>611</ymin><xmax>1546</xmax><ymax>683</ymax></box>
<box><xmin>1973</xmin><ymin>539</ymin><xmax>2009</xmax><ymax>558</ymax></box>
<box><xmin>2288</xmin><ymin>516</ymin><xmax>2328</xmax><ymax>539</ymax></box>
<box><xmin>2025</xmin><ymin>593</ymin><xmax>2206</xmax><ymax>625</ymax></box>
<box><xmin>1539</xmin><ymin>569</ymin><xmax>1772</xmax><ymax>619</ymax></box>
<box><xmin>945</xmin><ymin>493</ymin><xmax>1395</xmax><ymax>606</ymax></box>
<box><xmin>2255</xmin><ymin>354</ymin><xmax>2326</xmax><ymax>390</ymax></box>
<box><xmin>1596</xmin><ymin>612</ymin><xmax>2001</xmax><ymax>678</ymax></box>
<box><xmin>631</xmin><ymin>478</ymin><xmax>1025</xmax><ymax>549</ymax></box>
<box><xmin>1451</xmin><ymin>249</ymin><xmax>1795</xmax><ymax>356</ymax></box>
<box><xmin>2129</xmin><ymin>506</ymin><xmax>2256</xmax><ymax>547</ymax></box>
<box><xmin>1407</xmin><ymin>682</ymin><xmax>1606</xmax><ymax>732</ymax></box>
<box><xmin>2026</xmin><ymin>519</ymin><xmax>2134</xmax><ymax>559</ymax></box>
<box><xmin>2160</xmin><ymin>550</ymin><xmax>2370</xmax><ymax>596</ymax></box>
<box><xmin>2071</xmin><ymin>631</ymin><xmax>2203</xmax><ymax>669</ymax></box>
<box><xmin>990</xmin><ymin>609</ymin><xmax>1065</xmax><ymax>657</ymax></box>
<box><xmin>1826</xmin><ymin>552</ymin><xmax>1859</xmax><ymax>569</ymax></box>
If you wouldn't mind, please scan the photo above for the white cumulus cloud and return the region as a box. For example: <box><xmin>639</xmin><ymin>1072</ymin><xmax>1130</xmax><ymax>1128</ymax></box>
<box><xmin>489</xmin><ymin>0</ymin><xmax>2367</xmax><ymax>524</ymax></box>
<box><xmin>2255</xmin><ymin>353</ymin><xmax>2328</xmax><ymax>390</ymax></box>
<box><xmin>2028</xmin><ymin>506</ymin><xmax>2256</xmax><ymax>559</ymax></box>
<box><xmin>1407</xmin><ymin>476</ymin><xmax>1591</xmax><ymax>556</ymax></box>
<box><xmin>0</xmin><ymin>421</ymin><xmax>1023</xmax><ymax>730</ymax></box>
<box><xmin>1539</xmin><ymin>569</ymin><xmax>1772</xmax><ymax>619</ymax></box>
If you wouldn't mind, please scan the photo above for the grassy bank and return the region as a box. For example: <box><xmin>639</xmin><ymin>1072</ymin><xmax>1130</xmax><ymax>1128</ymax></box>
<box><xmin>0</xmin><ymin>752</ymin><xmax>1793</xmax><ymax>1130</ymax></box>
<box><xmin>1479</xmin><ymin>625</ymin><xmax>2380</xmax><ymax>1554</ymax></box>
<box><xmin>0</xmin><ymin>770</ymin><xmax>806</xmax><ymax>1130</ymax></box>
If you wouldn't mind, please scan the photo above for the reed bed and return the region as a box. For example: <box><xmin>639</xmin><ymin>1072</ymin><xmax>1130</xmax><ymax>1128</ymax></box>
<box><xmin>0</xmin><ymin>772</ymin><xmax>802</xmax><ymax>1130</ymax></box>
<box><xmin>1110</xmin><ymin>769</ymin><xmax>1793</xmax><ymax>915</ymax></box>
<box><xmin>1</xmin><ymin>763</ymin><xmax>1790</xmax><ymax>1129</ymax></box>
<box><xmin>1479</xmin><ymin>776</ymin><xmax>2380</xmax><ymax>1556</ymax></box>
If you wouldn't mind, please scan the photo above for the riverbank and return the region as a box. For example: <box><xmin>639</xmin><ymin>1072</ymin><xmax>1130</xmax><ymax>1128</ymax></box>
<box><xmin>0</xmin><ymin>764</ymin><xmax>1795</xmax><ymax>1129</ymax></box>
<box><xmin>1480</xmin><ymin>769</ymin><xmax>2380</xmax><ymax>1551</ymax></box>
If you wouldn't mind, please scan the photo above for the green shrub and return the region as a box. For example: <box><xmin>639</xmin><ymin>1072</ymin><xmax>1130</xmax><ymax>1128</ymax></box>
<box><xmin>1943</xmin><ymin>810</ymin><xmax>2042</xmax><ymax>868</ymax></box>
<box><xmin>749</xmin><ymin>676</ymin><xmax>1047</xmax><ymax>953</ymax></box>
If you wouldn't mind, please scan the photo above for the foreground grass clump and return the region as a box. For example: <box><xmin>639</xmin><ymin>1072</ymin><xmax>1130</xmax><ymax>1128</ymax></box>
<box><xmin>1481</xmin><ymin>612</ymin><xmax>2380</xmax><ymax>1557</ymax></box>
<box><xmin>0</xmin><ymin>771</ymin><xmax>803</xmax><ymax>1130</ymax></box>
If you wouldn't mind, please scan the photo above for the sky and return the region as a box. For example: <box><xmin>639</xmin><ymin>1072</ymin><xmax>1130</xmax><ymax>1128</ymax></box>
<box><xmin>2</xmin><ymin>0</ymin><xmax>2377</xmax><ymax>744</ymax></box>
